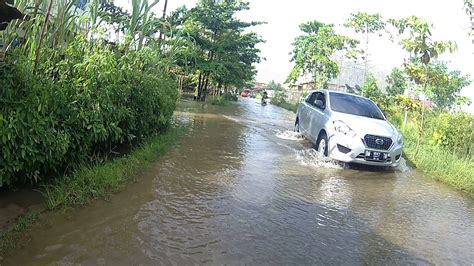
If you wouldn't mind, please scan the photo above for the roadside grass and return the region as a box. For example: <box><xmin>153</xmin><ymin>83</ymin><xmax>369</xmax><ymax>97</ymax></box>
<box><xmin>271</xmin><ymin>100</ymin><xmax>299</xmax><ymax>113</ymax></box>
<box><xmin>210</xmin><ymin>96</ymin><xmax>231</xmax><ymax>106</ymax></box>
<box><xmin>0</xmin><ymin>127</ymin><xmax>186</xmax><ymax>256</ymax></box>
<box><xmin>402</xmin><ymin>134</ymin><xmax>474</xmax><ymax>197</ymax></box>
<box><xmin>44</xmin><ymin>126</ymin><xmax>186</xmax><ymax>210</ymax></box>
<box><xmin>210</xmin><ymin>93</ymin><xmax>238</xmax><ymax>106</ymax></box>
<box><xmin>0</xmin><ymin>212</ymin><xmax>40</xmax><ymax>255</ymax></box>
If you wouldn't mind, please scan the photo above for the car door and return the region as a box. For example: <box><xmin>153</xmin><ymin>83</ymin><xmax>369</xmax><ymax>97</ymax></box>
<box><xmin>307</xmin><ymin>92</ymin><xmax>328</xmax><ymax>143</ymax></box>
<box><xmin>299</xmin><ymin>92</ymin><xmax>317</xmax><ymax>135</ymax></box>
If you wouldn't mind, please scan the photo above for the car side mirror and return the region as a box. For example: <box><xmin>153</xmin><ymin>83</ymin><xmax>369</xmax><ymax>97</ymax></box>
<box><xmin>315</xmin><ymin>100</ymin><xmax>325</xmax><ymax>109</ymax></box>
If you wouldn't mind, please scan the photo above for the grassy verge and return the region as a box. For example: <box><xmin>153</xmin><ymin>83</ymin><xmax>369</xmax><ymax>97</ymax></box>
<box><xmin>0</xmin><ymin>127</ymin><xmax>186</xmax><ymax>256</ymax></box>
<box><xmin>210</xmin><ymin>96</ymin><xmax>231</xmax><ymax>106</ymax></box>
<box><xmin>0</xmin><ymin>212</ymin><xmax>40</xmax><ymax>256</ymax></box>
<box><xmin>403</xmin><ymin>135</ymin><xmax>474</xmax><ymax>197</ymax></box>
<box><xmin>44</xmin><ymin>127</ymin><xmax>186</xmax><ymax>210</ymax></box>
<box><xmin>271</xmin><ymin>100</ymin><xmax>299</xmax><ymax>113</ymax></box>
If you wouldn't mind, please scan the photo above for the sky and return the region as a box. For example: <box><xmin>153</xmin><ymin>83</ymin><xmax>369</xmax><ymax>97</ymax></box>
<box><xmin>117</xmin><ymin>0</ymin><xmax>474</xmax><ymax>112</ymax></box>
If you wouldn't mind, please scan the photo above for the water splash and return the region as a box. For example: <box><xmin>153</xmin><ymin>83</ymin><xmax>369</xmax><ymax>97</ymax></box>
<box><xmin>276</xmin><ymin>130</ymin><xmax>305</xmax><ymax>141</ymax></box>
<box><xmin>295</xmin><ymin>149</ymin><xmax>343</xmax><ymax>169</ymax></box>
<box><xmin>395</xmin><ymin>157</ymin><xmax>412</xmax><ymax>173</ymax></box>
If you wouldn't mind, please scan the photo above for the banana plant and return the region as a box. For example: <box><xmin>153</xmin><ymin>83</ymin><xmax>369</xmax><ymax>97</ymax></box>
<box><xmin>128</xmin><ymin>0</ymin><xmax>160</xmax><ymax>50</ymax></box>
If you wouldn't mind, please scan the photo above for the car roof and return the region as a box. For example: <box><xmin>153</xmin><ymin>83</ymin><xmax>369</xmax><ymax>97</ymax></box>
<box><xmin>308</xmin><ymin>89</ymin><xmax>370</xmax><ymax>100</ymax></box>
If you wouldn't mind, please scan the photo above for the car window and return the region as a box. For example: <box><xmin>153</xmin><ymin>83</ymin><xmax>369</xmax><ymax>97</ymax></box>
<box><xmin>329</xmin><ymin>92</ymin><xmax>385</xmax><ymax>120</ymax></box>
<box><xmin>307</xmin><ymin>92</ymin><xmax>325</xmax><ymax>110</ymax></box>
<box><xmin>314</xmin><ymin>92</ymin><xmax>326</xmax><ymax>109</ymax></box>
<box><xmin>306</xmin><ymin>92</ymin><xmax>317</xmax><ymax>104</ymax></box>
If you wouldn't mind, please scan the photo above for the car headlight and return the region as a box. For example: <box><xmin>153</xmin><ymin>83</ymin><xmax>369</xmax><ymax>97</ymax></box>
<box><xmin>333</xmin><ymin>120</ymin><xmax>356</xmax><ymax>137</ymax></box>
<box><xmin>397</xmin><ymin>134</ymin><xmax>403</xmax><ymax>145</ymax></box>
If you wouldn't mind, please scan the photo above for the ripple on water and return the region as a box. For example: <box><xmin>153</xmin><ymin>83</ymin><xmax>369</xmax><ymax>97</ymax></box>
<box><xmin>275</xmin><ymin>130</ymin><xmax>305</xmax><ymax>141</ymax></box>
<box><xmin>295</xmin><ymin>149</ymin><xmax>344</xmax><ymax>169</ymax></box>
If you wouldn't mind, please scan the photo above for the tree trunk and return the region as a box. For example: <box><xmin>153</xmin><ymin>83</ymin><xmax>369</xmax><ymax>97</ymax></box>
<box><xmin>414</xmin><ymin>104</ymin><xmax>424</xmax><ymax>157</ymax></box>
<box><xmin>197</xmin><ymin>72</ymin><xmax>203</xmax><ymax>100</ymax></box>
<box><xmin>364</xmin><ymin>24</ymin><xmax>369</xmax><ymax>82</ymax></box>
<box><xmin>403</xmin><ymin>108</ymin><xmax>408</xmax><ymax>129</ymax></box>
<box><xmin>33</xmin><ymin>0</ymin><xmax>54</xmax><ymax>74</ymax></box>
<box><xmin>158</xmin><ymin>0</ymin><xmax>169</xmax><ymax>50</ymax></box>
<box><xmin>202</xmin><ymin>74</ymin><xmax>210</xmax><ymax>101</ymax></box>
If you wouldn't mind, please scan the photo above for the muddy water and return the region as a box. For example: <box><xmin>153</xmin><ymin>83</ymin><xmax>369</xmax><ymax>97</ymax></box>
<box><xmin>3</xmin><ymin>98</ymin><xmax>474</xmax><ymax>265</ymax></box>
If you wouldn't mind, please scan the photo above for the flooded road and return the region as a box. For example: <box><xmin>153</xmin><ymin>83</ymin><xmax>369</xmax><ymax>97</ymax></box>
<box><xmin>3</xmin><ymin>98</ymin><xmax>474</xmax><ymax>265</ymax></box>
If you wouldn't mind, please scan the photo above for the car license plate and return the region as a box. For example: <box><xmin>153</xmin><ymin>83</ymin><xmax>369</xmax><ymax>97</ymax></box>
<box><xmin>365</xmin><ymin>151</ymin><xmax>387</xmax><ymax>161</ymax></box>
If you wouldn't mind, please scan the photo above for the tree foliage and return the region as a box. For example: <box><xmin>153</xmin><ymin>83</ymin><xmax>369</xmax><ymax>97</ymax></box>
<box><xmin>345</xmin><ymin>12</ymin><xmax>385</xmax><ymax>81</ymax></box>
<box><xmin>388</xmin><ymin>16</ymin><xmax>465</xmax><ymax>155</ymax></box>
<box><xmin>175</xmin><ymin>0</ymin><xmax>263</xmax><ymax>99</ymax></box>
<box><xmin>385</xmin><ymin>68</ymin><xmax>408</xmax><ymax>96</ymax></box>
<box><xmin>466</xmin><ymin>0</ymin><xmax>473</xmax><ymax>34</ymax></box>
<box><xmin>267</xmin><ymin>80</ymin><xmax>285</xmax><ymax>91</ymax></box>
<box><xmin>361</xmin><ymin>73</ymin><xmax>383</xmax><ymax>101</ymax></box>
<box><xmin>345</xmin><ymin>12</ymin><xmax>385</xmax><ymax>35</ymax></box>
<box><xmin>389</xmin><ymin>16</ymin><xmax>456</xmax><ymax>65</ymax></box>
<box><xmin>287</xmin><ymin>20</ymin><xmax>358</xmax><ymax>88</ymax></box>
<box><xmin>0</xmin><ymin>0</ymin><xmax>187</xmax><ymax>186</ymax></box>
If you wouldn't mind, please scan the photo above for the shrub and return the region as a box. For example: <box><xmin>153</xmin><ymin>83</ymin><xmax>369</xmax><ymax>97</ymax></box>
<box><xmin>426</xmin><ymin>112</ymin><xmax>474</xmax><ymax>157</ymax></box>
<box><xmin>0</xmin><ymin>38</ymin><xmax>178</xmax><ymax>186</ymax></box>
<box><xmin>222</xmin><ymin>92</ymin><xmax>238</xmax><ymax>101</ymax></box>
<box><xmin>271</xmin><ymin>92</ymin><xmax>299</xmax><ymax>113</ymax></box>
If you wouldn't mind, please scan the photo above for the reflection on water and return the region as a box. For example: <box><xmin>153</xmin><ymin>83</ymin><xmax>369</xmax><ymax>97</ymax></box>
<box><xmin>3</xmin><ymin>98</ymin><xmax>474</xmax><ymax>265</ymax></box>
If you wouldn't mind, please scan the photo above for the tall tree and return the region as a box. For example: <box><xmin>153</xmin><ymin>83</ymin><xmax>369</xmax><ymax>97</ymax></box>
<box><xmin>345</xmin><ymin>12</ymin><xmax>385</xmax><ymax>81</ymax></box>
<box><xmin>267</xmin><ymin>80</ymin><xmax>285</xmax><ymax>92</ymax></box>
<box><xmin>181</xmin><ymin>0</ymin><xmax>263</xmax><ymax>100</ymax></box>
<box><xmin>287</xmin><ymin>20</ymin><xmax>358</xmax><ymax>88</ymax></box>
<box><xmin>415</xmin><ymin>61</ymin><xmax>471</xmax><ymax>111</ymax></box>
<box><xmin>389</xmin><ymin>16</ymin><xmax>456</xmax><ymax>154</ymax></box>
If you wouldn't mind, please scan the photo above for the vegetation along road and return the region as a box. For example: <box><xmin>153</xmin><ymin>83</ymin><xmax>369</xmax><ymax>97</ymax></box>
<box><xmin>1</xmin><ymin>0</ymin><xmax>473</xmax><ymax>264</ymax></box>
<box><xmin>2</xmin><ymin>99</ymin><xmax>474</xmax><ymax>264</ymax></box>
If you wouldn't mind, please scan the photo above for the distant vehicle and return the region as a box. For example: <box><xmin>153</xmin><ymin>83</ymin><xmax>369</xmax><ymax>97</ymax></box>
<box><xmin>294</xmin><ymin>89</ymin><xmax>403</xmax><ymax>167</ymax></box>
<box><xmin>261</xmin><ymin>91</ymin><xmax>268</xmax><ymax>105</ymax></box>
<box><xmin>241</xmin><ymin>89</ymin><xmax>251</xmax><ymax>97</ymax></box>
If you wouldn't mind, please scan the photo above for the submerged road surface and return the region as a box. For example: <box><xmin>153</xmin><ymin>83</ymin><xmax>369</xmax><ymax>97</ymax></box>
<box><xmin>4</xmin><ymin>98</ymin><xmax>474</xmax><ymax>265</ymax></box>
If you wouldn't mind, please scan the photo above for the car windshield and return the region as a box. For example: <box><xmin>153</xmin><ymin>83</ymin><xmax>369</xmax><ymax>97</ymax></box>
<box><xmin>329</xmin><ymin>92</ymin><xmax>385</xmax><ymax>120</ymax></box>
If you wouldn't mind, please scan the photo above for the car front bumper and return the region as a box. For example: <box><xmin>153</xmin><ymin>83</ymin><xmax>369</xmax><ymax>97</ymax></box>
<box><xmin>328</xmin><ymin>133</ymin><xmax>403</xmax><ymax>167</ymax></box>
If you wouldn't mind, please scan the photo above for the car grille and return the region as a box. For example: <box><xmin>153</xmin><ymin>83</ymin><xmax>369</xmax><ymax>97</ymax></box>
<box><xmin>363</xmin><ymin>135</ymin><xmax>392</xmax><ymax>150</ymax></box>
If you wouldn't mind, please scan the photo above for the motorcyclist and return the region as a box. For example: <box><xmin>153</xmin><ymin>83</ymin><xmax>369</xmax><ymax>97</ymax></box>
<box><xmin>261</xmin><ymin>90</ymin><xmax>268</xmax><ymax>105</ymax></box>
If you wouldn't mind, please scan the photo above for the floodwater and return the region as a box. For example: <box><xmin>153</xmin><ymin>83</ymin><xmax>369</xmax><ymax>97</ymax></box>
<box><xmin>3</xmin><ymin>98</ymin><xmax>474</xmax><ymax>265</ymax></box>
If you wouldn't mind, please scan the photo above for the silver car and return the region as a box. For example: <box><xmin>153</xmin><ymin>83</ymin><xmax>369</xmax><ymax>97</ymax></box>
<box><xmin>294</xmin><ymin>89</ymin><xmax>403</xmax><ymax>167</ymax></box>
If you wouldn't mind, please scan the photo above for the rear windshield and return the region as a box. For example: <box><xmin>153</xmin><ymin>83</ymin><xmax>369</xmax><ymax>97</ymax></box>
<box><xmin>329</xmin><ymin>92</ymin><xmax>385</xmax><ymax>120</ymax></box>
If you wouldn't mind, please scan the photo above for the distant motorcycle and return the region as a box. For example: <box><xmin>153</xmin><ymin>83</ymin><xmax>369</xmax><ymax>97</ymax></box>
<box><xmin>261</xmin><ymin>91</ymin><xmax>269</xmax><ymax>106</ymax></box>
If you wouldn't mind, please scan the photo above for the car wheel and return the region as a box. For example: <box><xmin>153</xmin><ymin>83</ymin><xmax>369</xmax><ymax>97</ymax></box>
<box><xmin>294</xmin><ymin>118</ymin><xmax>300</xmax><ymax>132</ymax></box>
<box><xmin>316</xmin><ymin>132</ymin><xmax>328</xmax><ymax>157</ymax></box>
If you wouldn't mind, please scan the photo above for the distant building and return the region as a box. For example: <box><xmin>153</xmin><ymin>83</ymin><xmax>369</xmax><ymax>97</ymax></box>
<box><xmin>286</xmin><ymin>59</ymin><xmax>388</xmax><ymax>102</ymax></box>
<box><xmin>251</xmin><ymin>82</ymin><xmax>269</xmax><ymax>91</ymax></box>
<box><xmin>250</xmin><ymin>82</ymin><xmax>277</xmax><ymax>97</ymax></box>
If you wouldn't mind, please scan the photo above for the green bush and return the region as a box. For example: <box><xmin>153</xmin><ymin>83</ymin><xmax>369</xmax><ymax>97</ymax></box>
<box><xmin>0</xmin><ymin>38</ymin><xmax>178</xmax><ymax>186</ymax></box>
<box><xmin>271</xmin><ymin>92</ymin><xmax>299</xmax><ymax>113</ymax></box>
<box><xmin>426</xmin><ymin>112</ymin><xmax>474</xmax><ymax>158</ymax></box>
<box><xmin>222</xmin><ymin>92</ymin><xmax>238</xmax><ymax>101</ymax></box>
